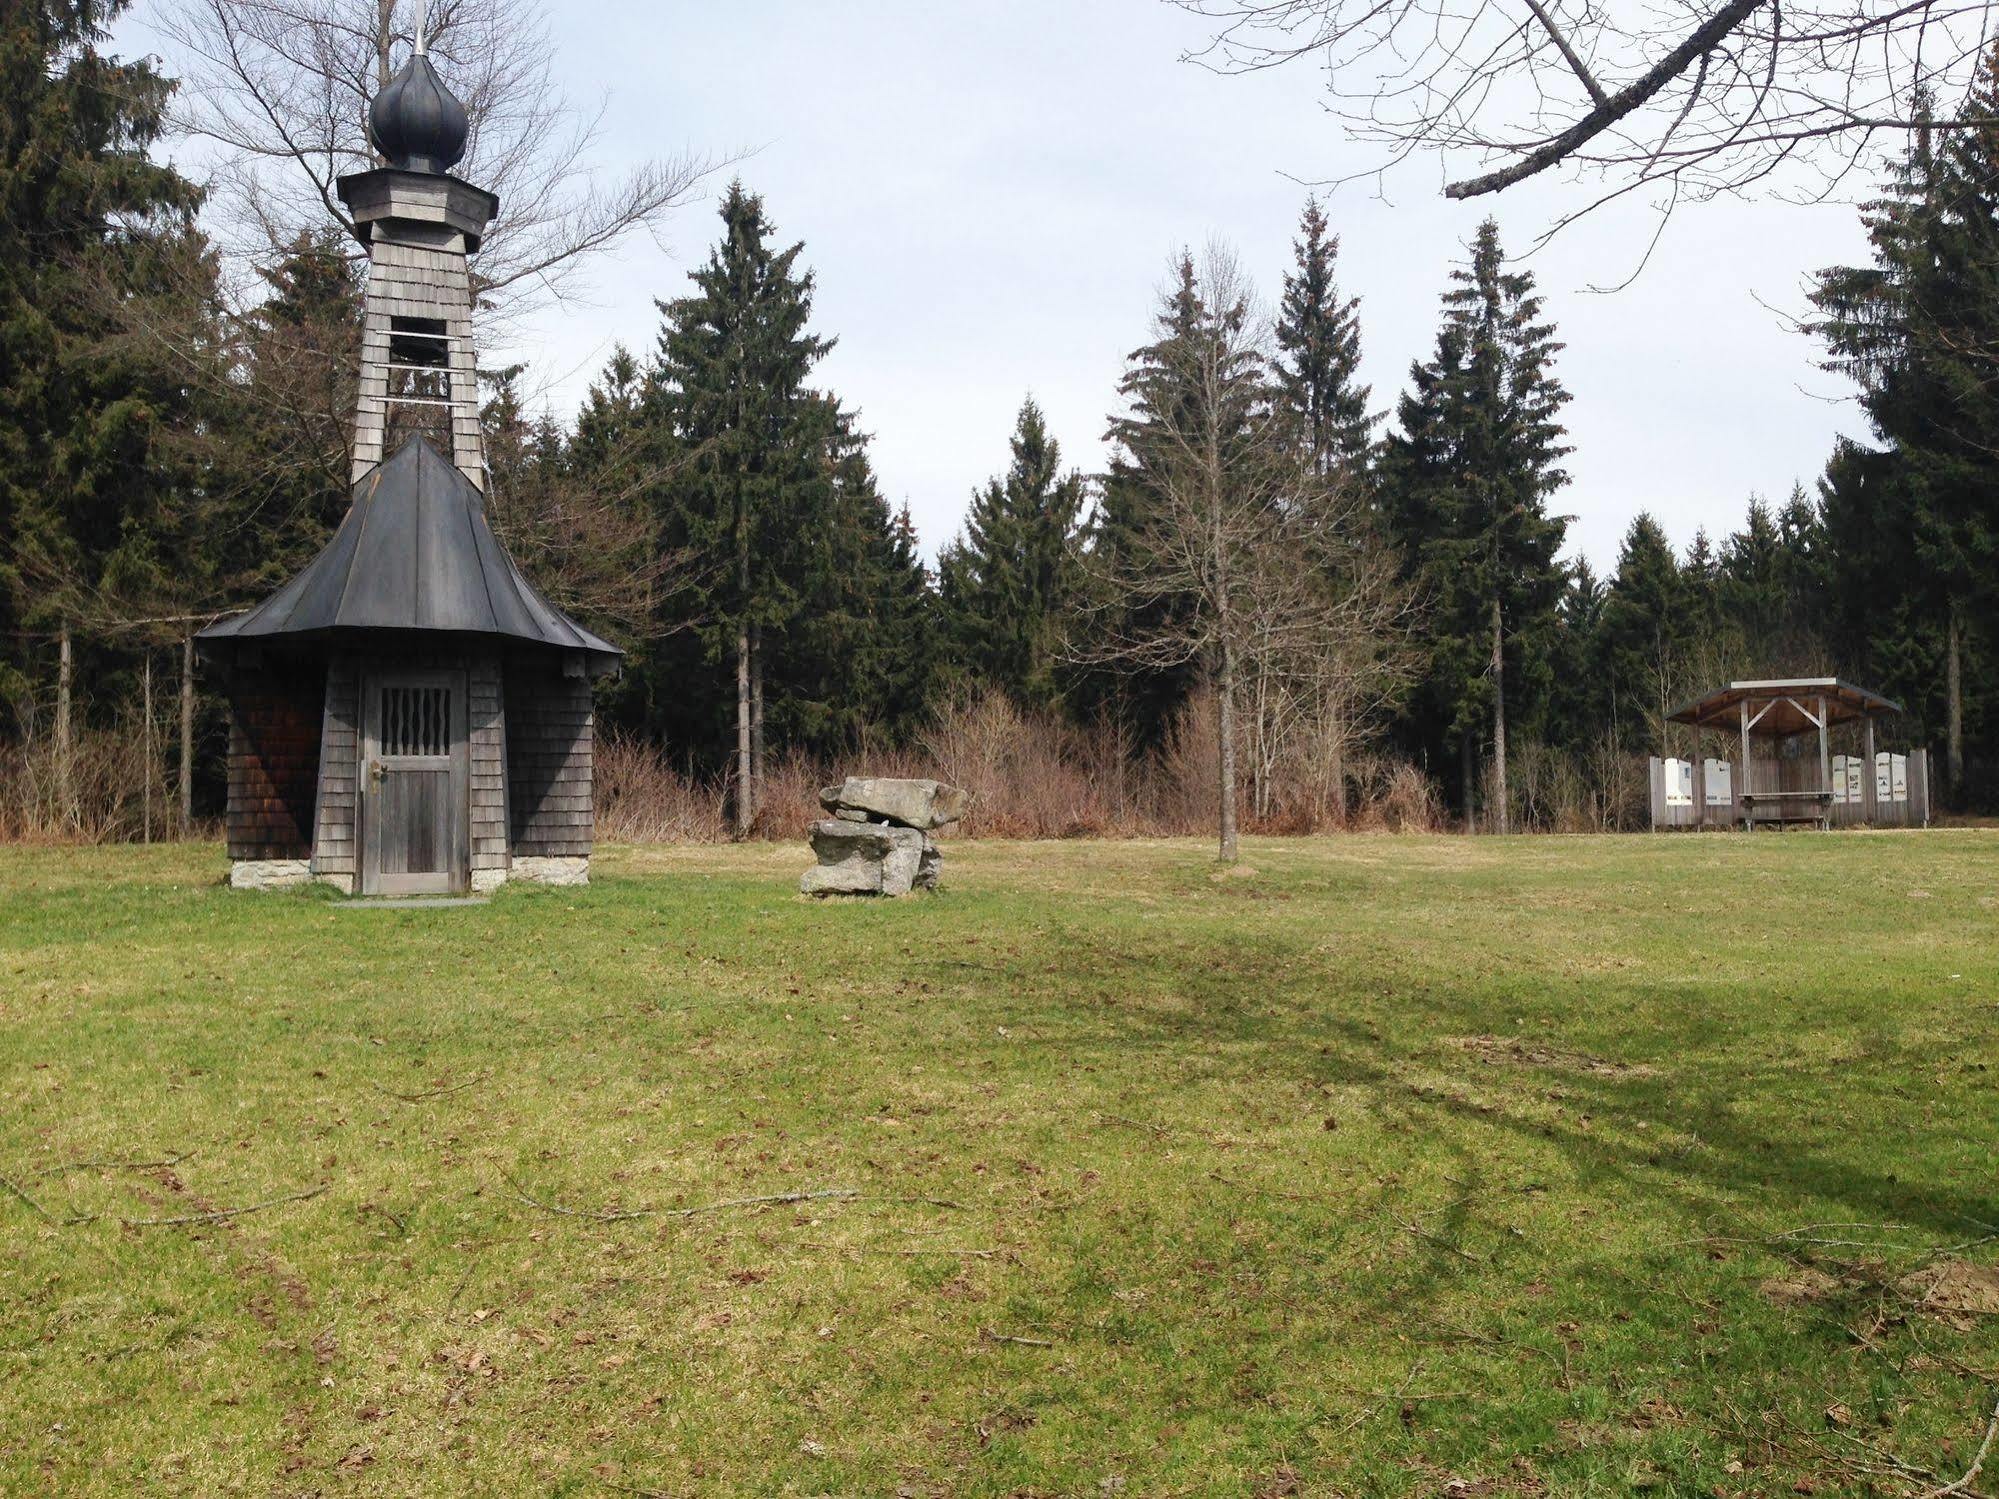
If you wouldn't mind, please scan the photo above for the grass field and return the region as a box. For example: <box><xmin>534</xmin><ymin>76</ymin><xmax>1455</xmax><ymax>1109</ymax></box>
<box><xmin>2</xmin><ymin>832</ymin><xmax>1996</xmax><ymax>1497</ymax></box>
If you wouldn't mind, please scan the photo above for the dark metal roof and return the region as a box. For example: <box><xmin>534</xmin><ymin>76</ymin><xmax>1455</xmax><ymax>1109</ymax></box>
<box><xmin>1666</xmin><ymin>678</ymin><xmax>1900</xmax><ymax>736</ymax></box>
<box><xmin>198</xmin><ymin>436</ymin><xmax>621</xmax><ymax>670</ymax></box>
<box><xmin>368</xmin><ymin>50</ymin><xmax>469</xmax><ymax>174</ymax></box>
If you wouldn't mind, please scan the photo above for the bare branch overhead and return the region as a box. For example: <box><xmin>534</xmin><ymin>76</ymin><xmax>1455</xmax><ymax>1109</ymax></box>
<box><xmin>1174</xmin><ymin>0</ymin><xmax>1999</xmax><ymax>217</ymax></box>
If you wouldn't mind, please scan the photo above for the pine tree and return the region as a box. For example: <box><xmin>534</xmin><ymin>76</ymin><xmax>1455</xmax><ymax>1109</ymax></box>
<box><xmin>1812</xmin><ymin>73</ymin><xmax>1999</xmax><ymax>795</ymax></box>
<box><xmin>777</xmin><ymin>397</ymin><xmax>937</xmax><ymax>749</ymax></box>
<box><xmin>650</xmin><ymin>181</ymin><xmax>833</xmax><ymax>831</ymax></box>
<box><xmin>223</xmin><ymin>228</ymin><xmax>361</xmax><ymax>592</ymax></box>
<box><xmin>1273</xmin><ymin>197</ymin><xmax>1371</xmax><ymax>476</ymax></box>
<box><xmin>1377</xmin><ymin>219</ymin><xmax>1571</xmax><ymax>831</ymax></box>
<box><xmin>937</xmin><ymin>397</ymin><xmax>1085</xmax><ymax>708</ymax></box>
<box><xmin>0</xmin><ymin>0</ymin><xmax>207</xmax><ymax>812</ymax></box>
<box><xmin>1595</xmin><ymin>513</ymin><xmax>1688</xmax><ymax>754</ymax></box>
<box><xmin>1082</xmin><ymin>252</ymin><xmax>1214</xmax><ymax>746</ymax></box>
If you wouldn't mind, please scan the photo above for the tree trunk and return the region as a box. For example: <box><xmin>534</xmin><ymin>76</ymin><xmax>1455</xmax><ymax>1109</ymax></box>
<box><xmin>1217</xmin><ymin>636</ymin><xmax>1239</xmax><ymax>864</ymax></box>
<box><xmin>1946</xmin><ymin>597</ymin><xmax>1964</xmax><ymax>793</ymax></box>
<box><xmin>1460</xmin><ymin>729</ymin><xmax>1476</xmax><ymax>833</ymax></box>
<box><xmin>734</xmin><ymin>623</ymin><xmax>753</xmax><ymax>839</ymax></box>
<box><xmin>1490</xmin><ymin>595</ymin><xmax>1510</xmax><ymax>836</ymax></box>
<box><xmin>180</xmin><ymin>632</ymin><xmax>195</xmax><ymax>835</ymax></box>
<box><xmin>142</xmin><ymin>653</ymin><xmax>154</xmax><ymax>845</ymax></box>
<box><xmin>56</xmin><ymin>623</ymin><xmax>74</xmax><ymax>831</ymax></box>
<box><xmin>376</xmin><ymin>0</ymin><xmax>395</xmax><ymax>87</ymax></box>
<box><xmin>1327</xmin><ymin>703</ymin><xmax>1346</xmax><ymax>830</ymax></box>
<box><xmin>750</xmin><ymin>622</ymin><xmax>766</xmax><ymax>817</ymax></box>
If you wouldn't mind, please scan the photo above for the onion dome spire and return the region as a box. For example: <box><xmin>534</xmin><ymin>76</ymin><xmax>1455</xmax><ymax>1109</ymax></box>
<box><xmin>367</xmin><ymin>37</ymin><xmax>469</xmax><ymax>175</ymax></box>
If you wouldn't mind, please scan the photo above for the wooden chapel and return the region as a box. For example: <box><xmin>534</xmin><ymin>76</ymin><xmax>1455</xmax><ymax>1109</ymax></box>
<box><xmin>198</xmin><ymin>38</ymin><xmax>620</xmax><ymax>894</ymax></box>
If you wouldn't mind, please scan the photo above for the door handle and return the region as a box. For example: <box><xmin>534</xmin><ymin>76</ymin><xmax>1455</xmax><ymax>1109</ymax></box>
<box><xmin>368</xmin><ymin>760</ymin><xmax>386</xmax><ymax>786</ymax></box>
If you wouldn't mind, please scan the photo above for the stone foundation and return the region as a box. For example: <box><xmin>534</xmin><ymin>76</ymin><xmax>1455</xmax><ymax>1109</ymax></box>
<box><xmin>471</xmin><ymin>867</ymin><xmax>507</xmax><ymax>894</ymax></box>
<box><xmin>512</xmin><ymin>856</ymin><xmax>589</xmax><ymax>887</ymax></box>
<box><xmin>229</xmin><ymin>859</ymin><xmax>314</xmax><ymax>891</ymax></box>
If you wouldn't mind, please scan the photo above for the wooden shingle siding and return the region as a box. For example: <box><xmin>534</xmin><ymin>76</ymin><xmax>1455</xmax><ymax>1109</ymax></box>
<box><xmin>311</xmin><ymin>660</ymin><xmax>361</xmax><ymax>876</ymax></box>
<box><xmin>505</xmin><ymin>660</ymin><xmax>593</xmax><ymax>857</ymax></box>
<box><xmin>468</xmin><ymin>655</ymin><xmax>508</xmax><ymax>873</ymax></box>
<box><xmin>225</xmin><ymin>665</ymin><xmax>326</xmax><ymax>861</ymax></box>
<box><xmin>351</xmin><ymin>233</ymin><xmax>485</xmax><ymax>486</ymax></box>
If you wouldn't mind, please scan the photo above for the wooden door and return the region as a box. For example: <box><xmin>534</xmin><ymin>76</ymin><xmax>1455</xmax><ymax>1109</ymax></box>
<box><xmin>359</xmin><ymin>670</ymin><xmax>469</xmax><ymax>896</ymax></box>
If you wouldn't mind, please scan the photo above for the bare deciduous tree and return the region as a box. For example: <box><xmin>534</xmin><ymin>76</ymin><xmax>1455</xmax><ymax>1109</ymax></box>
<box><xmin>1174</xmin><ymin>0</ymin><xmax>1998</xmax><ymax>233</ymax></box>
<box><xmin>150</xmin><ymin>0</ymin><xmax>718</xmax><ymax>320</ymax></box>
<box><xmin>1079</xmin><ymin>245</ymin><xmax>1413</xmax><ymax>861</ymax></box>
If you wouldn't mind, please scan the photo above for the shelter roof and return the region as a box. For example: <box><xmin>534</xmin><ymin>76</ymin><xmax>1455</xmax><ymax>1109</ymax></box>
<box><xmin>1666</xmin><ymin>678</ymin><xmax>1899</xmax><ymax>737</ymax></box>
<box><xmin>197</xmin><ymin>436</ymin><xmax>621</xmax><ymax>671</ymax></box>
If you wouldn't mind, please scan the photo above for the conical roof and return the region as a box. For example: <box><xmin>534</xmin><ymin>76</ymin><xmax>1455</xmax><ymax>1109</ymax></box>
<box><xmin>198</xmin><ymin>436</ymin><xmax>621</xmax><ymax>670</ymax></box>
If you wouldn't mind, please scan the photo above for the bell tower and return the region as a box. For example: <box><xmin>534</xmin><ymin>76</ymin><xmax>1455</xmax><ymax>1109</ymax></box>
<box><xmin>335</xmin><ymin>36</ymin><xmax>496</xmax><ymax>488</ymax></box>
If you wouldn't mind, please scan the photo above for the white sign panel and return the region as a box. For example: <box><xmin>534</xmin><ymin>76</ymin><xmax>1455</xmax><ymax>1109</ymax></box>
<box><xmin>1876</xmin><ymin>752</ymin><xmax>1893</xmax><ymax>803</ymax></box>
<box><xmin>1892</xmin><ymin>754</ymin><xmax>1908</xmax><ymax>801</ymax></box>
<box><xmin>1663</xmin><ymin>758</ymin><xmax>1693</xmax><ymax>807</ymax></box>
<box><xmin>1704</xmin><ymin>759</ymin><xmax>1732</xmax><ymax>806</ymax></box>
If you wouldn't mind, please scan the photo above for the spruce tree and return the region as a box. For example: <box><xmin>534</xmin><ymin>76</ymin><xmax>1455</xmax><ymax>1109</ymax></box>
<box><xmin>778</xmin><ymin>397</ymin><xmax>936</xmax><ymax>749</ymax></box>
<box><xmin>937</xmin><ymin>397</ymin><xmax>1085</xmax><ymax>708</ymax></box>
<box><xmin>650</xmin><ymin>181</ymin><xmax>833</xmax><ymax>831</ymax></box>
<box><xmin>1812</xmin><ymin>74</ymin><xmax>1999</xmax><ymax>794</ymax></box>
<box><xmin>0</xmin><ymin>0</ymin><xmax>204</xmax><ymax>709</ymax></box>
<box><xmin>1377</xmin><ymin>219</ymin><xmax>1571</xmax><ymax>830</ymax></box>
<box><xmin>1595</xmin><ymin>514</ymin><xmax>1689</xmax><ymax>754</ymax></box>
<box><xmin>1273</xmin><ymin>197</ymin><xmax>1371</xmax><ymax>476</ymax></box>
<box><xmin>1083</xmin><ymin>252</ymin><xmax>1214</xmax><ymax>746</ymax></box>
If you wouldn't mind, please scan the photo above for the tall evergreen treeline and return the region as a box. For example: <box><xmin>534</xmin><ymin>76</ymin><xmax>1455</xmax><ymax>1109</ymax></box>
<box><xmin>3</xmin><ymin>4</ymin><xmax>1995</xmax><ymax>833</ymax></box>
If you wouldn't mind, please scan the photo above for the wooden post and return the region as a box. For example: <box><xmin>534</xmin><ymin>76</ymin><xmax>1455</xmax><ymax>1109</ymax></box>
<box><xmin>1739</xmin><ymin>697</ymin><xmax>1751</xmax><ymax>831</ymax></box>
<box><xmin>1816</xmin><ymin>694</ymin><xmax>1830</xmax><ymax>830</ymax></box>
<box><xmin>179</xmin><ymin>632</ymin><xmax>195</xmax><ymax>835</ymax></box>
<box><xmin>142</xmin><ymin>652</ymin><xmax>153</xmax><ymax>845</ymax></box>
<box><xmin>1864</xmin><ymin>715</ymin><xmax>1877</xmax><ymax>826</ymax></box>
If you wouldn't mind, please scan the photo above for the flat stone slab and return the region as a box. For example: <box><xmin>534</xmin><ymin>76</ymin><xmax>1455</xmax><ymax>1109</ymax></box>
<box><xmin>819</xmin><ymin>776</ymin><xmax>969</xmax><ymax>831</ymax></box>
<box><xmin>802</xmin><ymin>819</ymin><xmax>931</xmax><ymax>897</ymax></box>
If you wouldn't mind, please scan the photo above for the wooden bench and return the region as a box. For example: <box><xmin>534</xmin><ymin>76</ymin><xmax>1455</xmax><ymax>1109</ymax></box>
<box><xmin>1741</xmin><ymin>791</ymin><xmax>1832</xmax><ymax>828</ymax></box>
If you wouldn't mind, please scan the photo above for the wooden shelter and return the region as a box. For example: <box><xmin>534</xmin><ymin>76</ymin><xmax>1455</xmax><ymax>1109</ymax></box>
<box><xmin>1650</xmin><ymin>678</ymin><xmax>1930</xmax><ymax>830</ymax></box>
<box><xmin>197</xmin><ymin>43</ymin><xmax>619</xmax><ymax>893</ymax></box>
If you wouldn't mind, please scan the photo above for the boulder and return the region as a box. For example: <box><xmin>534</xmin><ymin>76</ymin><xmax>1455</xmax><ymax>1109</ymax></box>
<box><xmin>818</xmin><ymin>776</ymin><xmax>969</xmax><ymax>831</ymax></box>
<box><xmin>915</xmin><ymin>835</ymin><xmax>942</xmax><ymax>892</ymax></box>
<box><xmin>800</xmin><ymin>859</ymin><xmax>880</xmax><ymax>896</ymax></box>
<box><xmin>801</xmin><ymin>819</ymin><xmax>926</xmax><ymax>897</ymax></box>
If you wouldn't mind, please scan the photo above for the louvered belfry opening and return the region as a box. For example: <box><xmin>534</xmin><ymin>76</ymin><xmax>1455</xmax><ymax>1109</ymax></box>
<box><xmin>195</xmin><ymin>41</ymin><xmax>621</xmax><ymax>895</ymax></box>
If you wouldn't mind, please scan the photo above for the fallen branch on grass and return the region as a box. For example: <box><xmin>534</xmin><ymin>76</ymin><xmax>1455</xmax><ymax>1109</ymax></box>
<box><xmin>503</xmin><ymin>1173</ymin><xmax>963</xmax><ymax>1224</ymax></box>
<box><xmin>1</xmin><ymin>1175</ymin><xmax>56</xmax><ymax>1223</ymax></box>
<box><xmin>372</xmin><ymin>1074</ymin><xmax>487</xmax><ymax>1104</ymax></box>
<box><xmin>113</xmin><ymin>1185</ymin><xmax>328</xmax><ymax>1228</ymax></box>
<box><xmin>979</xmin><ymin>1326</ymin><xmax>1054</xmax><ymax>1348</ymax></box>
<box><xmin>1917</xmin><ymin>1394</ymin><xmax>1999</xmax><ymax>1499</ymax></box>
<box><xmin>505</xmin><ymin>1174</ymin><xmax>859</xmax><ymax>1222</ymax></box>
<box><xmin>1397</xmin><ymin>1217</ymin><xmax>1486</xmax><ymax>1263</ymax></box>
<box><xmin>36</xmin><ymin>1149</ymin><xmax>195</xmax><ymax>1176</ymax></box>
<box><xmin>806</xmin><ymin>1241</ymin><xmax>998</xmax><ymax>1258</ymax></box>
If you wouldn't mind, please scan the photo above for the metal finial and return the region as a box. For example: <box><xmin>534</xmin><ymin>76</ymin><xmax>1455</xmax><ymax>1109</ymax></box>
<box><xmin>414</xmin><ymin>0</ymin><xmax>429</xmax><ymax>56</ymax></box>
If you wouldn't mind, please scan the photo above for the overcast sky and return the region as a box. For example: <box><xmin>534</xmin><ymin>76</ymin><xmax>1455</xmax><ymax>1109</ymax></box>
<box><xmin>131</xmin><ymin>0</ymin><xmax>1880</xmax><ymax>569</ymax></box>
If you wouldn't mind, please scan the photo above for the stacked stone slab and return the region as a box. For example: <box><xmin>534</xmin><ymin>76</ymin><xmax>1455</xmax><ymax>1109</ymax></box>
<box><xmin>801</xmin><ymin>777</ymin><xmax>969</xmax><ymax>896</ymax></box>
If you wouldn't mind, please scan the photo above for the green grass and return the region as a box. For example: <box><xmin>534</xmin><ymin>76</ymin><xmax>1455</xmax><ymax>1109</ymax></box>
<box><xmin>2</xmin><ymin>832</ymin><xmax>1996</xmax><ymax>1497</ymax></box>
